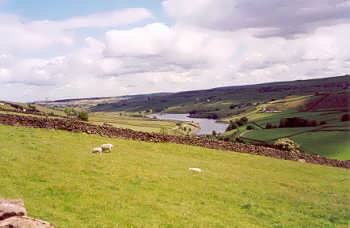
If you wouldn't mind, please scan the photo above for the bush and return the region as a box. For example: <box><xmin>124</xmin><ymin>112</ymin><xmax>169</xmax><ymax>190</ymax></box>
<box><xmin>64</xmin><ymin>108</ymin><xmax>78</xmax><ymax>117</ymax></box>
<box><xmin>320</xmin><ymin>121</ymin><xmax>327</xmax><ymax>125</ymax></box>
<box><xmin>226</xmin><ymin>121</ymin><xmax>238</xmax><ymax>132</ymax></box>
<box><xmin>279</xmin><ymin>117</ymin><xmax>320</xmax><ymax>128</ymax></box>
<box><xmin>240</xmin><ymin>117</ymin><xmax>248</xmax><ymax>123</ymax></box>
<box><xmin>235</xmin><ymin>119</ymin><xmax>244</xmax><ymax>126</ymax></box>
<box><xmin>78</xmin><ymin>111</ymin><xmax>89</xmax><ymax>121</ymax></box>
<box><xmin>28</xmin><ymin>104</ymin><xmax>37</xmax><ymax>110</ymax></box>
<box><xmin>273</xmin><ymin>138</ymin><xmax>300</xmax><ymax>153</ymax></box>
<box><xmin>229</xmin><ymin>104</ymin><xmax>237</xmax><ymax>109</ymax></box>
<box><xmin>266</xmin><ymin>123</ymin><xmax>273</xmax><ymax>129</ymax></box>
<box><xmin>246</xmin><ymin>125</ymin><xmax>255</xmax><ymax>130</ymax></box>
<box><xmin>341</xmin><ymin>114</ymin><xmax>350</xmax><ymax>122</ymax></box>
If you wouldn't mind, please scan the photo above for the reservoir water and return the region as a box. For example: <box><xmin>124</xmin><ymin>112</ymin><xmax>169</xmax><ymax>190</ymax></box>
<box><xmin>149</xmin><ymin>113</ymin><xmax>228</xmax><ymax>135</ymax></box>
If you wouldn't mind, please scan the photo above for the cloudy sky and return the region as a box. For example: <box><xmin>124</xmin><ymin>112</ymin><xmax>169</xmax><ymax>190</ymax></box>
<box><xmin>0</xmin><ymin>0</ymin><xmax>349</xmax><ymax>101</ymax></box>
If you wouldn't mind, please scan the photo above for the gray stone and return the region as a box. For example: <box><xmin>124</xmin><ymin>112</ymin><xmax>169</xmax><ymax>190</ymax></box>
<box><xmin>0</xmin><ymin>216</ymin><xmax>54</xmax><ymax>228</ymax></box>
<box><xmin>0</xmin><ymin>199</ymin><xmax>27</xmax><ymax>220</ymax></box>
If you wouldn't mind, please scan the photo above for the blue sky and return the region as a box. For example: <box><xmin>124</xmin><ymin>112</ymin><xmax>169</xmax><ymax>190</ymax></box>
<box><xmin>0</xmin><ymin>0</ymin><xmax>349</xmax><ymax>101</ymax></box>
<box><xmin>1</xmin><ymin>0</ymin><xmax>167</xmax><ymax>21</ymax></box>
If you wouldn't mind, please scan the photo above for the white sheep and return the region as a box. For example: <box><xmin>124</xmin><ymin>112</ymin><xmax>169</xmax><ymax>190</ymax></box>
<box><xmin>92</xmin><ymin>147</ymin><xmax>103</xmax><ymax>153</ymax></box>
<box><xmin>189</xmin><ymin>168</ymin><xmax>202</xmax><ymax>172</ymax></box>
<box><xmin>101</xmin><ymin>144</ymin><xmax>113</xmax><ymax>152</ymax></box>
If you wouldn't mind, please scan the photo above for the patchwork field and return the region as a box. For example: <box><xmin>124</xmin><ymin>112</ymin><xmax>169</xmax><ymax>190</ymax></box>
<box><xmin>224</xmin><ymin>93</ymin><xmax>350</xmax><ymax>160</ymax></box>
<box><xmin>90</xmin><ymin>112</ymin><xmax>199</xmax><ymax>135</ymax></box>
<box><xmin>0</xmin><ymin>125</ymin><xmax>349</xmax><ymax>226</ymax></box>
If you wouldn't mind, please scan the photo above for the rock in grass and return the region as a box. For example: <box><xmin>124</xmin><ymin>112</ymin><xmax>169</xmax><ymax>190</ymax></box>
<box><xmin>0</xmin><ymin>216</ymin><xmax>54</xmax><ymax>227</ymax></box>
<box><xmin>0</xmin><ymin>199</ymin><xmax>27</xmax><ymax>220</ymax></box>
<box><xmin>0</xmin><ymin>199</ymin><xmax>54</xmax><ymax>227</ymax></box>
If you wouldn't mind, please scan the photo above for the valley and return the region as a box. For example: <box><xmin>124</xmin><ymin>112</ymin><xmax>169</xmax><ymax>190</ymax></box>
<box><xmin>32</xmin><ymin>75</ymin><xmax>350</xmax><ymax>161</ymax></box>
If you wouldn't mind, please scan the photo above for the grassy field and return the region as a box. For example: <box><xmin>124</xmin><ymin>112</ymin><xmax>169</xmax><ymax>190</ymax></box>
<box><xmin>223</xmin><ymin>93</ymin><xmax>350</xmax><ymax>160</ymax></box>
<box><xmin>292</xmin><ymin>131</ymin><xmax>350</xmax><ymax>160</ymax></box>
<box><xmin>89</xmin><ymin>112</ymin><xmax>199</xmax><ymax>135</ymax></box>
<box><xmin>0</xmin><ymin>125</ymin><xmax>349</xmax><ymax>226</ymax></box>
<box><xmin>242</xmin><ymin>127</ymin><xmax>317</xmax><ymax>142</ymax></box>
<box><xmin>242</xmin><ymin>128</ymin><xmax>350</xmax><ymax>160</ymax></box>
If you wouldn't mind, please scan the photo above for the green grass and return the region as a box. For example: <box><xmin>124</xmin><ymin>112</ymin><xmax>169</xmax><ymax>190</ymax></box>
<box><xmin>0</xmin><ymin>125</ymin><xmax>349</xmax><ymax>227</ymax></box>
<box><xmin>292</xmin><ymin>131</ymin><xmax>350</xmax><ymax>160</ymax></box>
<box><xmin>33</xmin><ymin>104</ymin><xmax>67</xmax><ymax>117</ymax></box>
<box><xmin>242</xmin><ymin>128</ymin><xmax>350</xmax><ymax>160</ymax></box>
<box><xmin>242</xmin><ymin>127</ymin><xmax>316</xmax><ymax>142</ymax></box>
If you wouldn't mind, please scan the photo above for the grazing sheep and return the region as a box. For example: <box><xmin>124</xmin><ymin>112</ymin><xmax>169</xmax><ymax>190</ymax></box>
<box><xmin>189</xmin><ymin>168</ymin><xmax>202</xmax><ymax>172</ymax></box>
<box><xmin>92</xmin><ymin>147</ymin><xmax>103</xmax><ymax>153</ymax></box>
<box><xmin>101</xmin><ymin>144</ymin><xmax>113</xmax><ymax>152</ymax></box>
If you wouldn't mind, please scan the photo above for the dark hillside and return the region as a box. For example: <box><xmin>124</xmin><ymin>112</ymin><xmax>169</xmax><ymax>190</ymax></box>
<box><xmin>91</xmin><ymin>75</ymin><xmax>350</xmax><ymax>117</ymax></box>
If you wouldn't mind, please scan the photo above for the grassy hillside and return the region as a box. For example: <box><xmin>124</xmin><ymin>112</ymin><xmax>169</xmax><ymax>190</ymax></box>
<box><xmin>0</xmin><ymin>125</ymin><xmax>349</xmax><ymax>226</ymax></box>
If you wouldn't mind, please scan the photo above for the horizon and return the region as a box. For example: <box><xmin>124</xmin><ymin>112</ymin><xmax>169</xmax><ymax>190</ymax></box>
<box><xmin>0</xmin><ymin>1</ymin><xmax>349</xmax><ymax>101</ymax></box>
<box><xmin>34</xmin><ymin>74</ymin><xmax>349</xmax><ymax>103</ymax></box>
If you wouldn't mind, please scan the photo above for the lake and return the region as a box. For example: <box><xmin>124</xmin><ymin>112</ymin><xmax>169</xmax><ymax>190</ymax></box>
<box><xmin>148</xmin><ymin>113</ymin><xmax>228</xmax><ymax>135</ymax></box>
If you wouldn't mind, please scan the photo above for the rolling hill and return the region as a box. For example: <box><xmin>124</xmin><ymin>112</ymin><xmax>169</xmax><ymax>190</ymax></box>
<box><xmin>89</xmin><ymin>75</ymin><xmax>350</xmax><ymax>118</ymax></box>
<box><xmin>0</xmin><ymin>124</ymin><xmax>349</xmax><ymax>226</ymax></box>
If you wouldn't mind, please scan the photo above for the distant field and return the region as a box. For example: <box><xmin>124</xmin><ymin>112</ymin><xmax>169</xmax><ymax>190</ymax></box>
<box><xmin>242</xmin><ymin>128</ymin><xmax>350</xmax><ymax>160</ymax></box>
<box><xmin>89</xmin><ymin>112</ymin><xmax>198</xmax><ymax>135</ymax></box>
<box><xmin>292</xmin><ymin>131</ymin><xmax>350</xmax><ymax>160</ymax></box>
<box><xmin>0</xmin><ymin>125</ymin><xmax>349</xmax><ymax>226</ymax></box>
<box><xmin>242</xmin><ymin>127</ymin><xmax>317</xmax><ymax>142</ymax></box>
<box><xmin>225</xmin><ymin>93</ymin><xmax>350</xmax><ymax>160</ymax></box>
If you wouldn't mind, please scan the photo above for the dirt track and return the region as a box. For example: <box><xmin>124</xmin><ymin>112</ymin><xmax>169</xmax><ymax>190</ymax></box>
<box><xmin>0</xmin><ymin>113</ymin><xmax>349</xmax><ymax>169</ymax></box>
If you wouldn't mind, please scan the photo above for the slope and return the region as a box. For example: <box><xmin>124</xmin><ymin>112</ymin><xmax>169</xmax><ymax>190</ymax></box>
<box><xmin>0</xmin><ymin>125</ymin><xmax>349</xmax><ymax>226</ymax></box>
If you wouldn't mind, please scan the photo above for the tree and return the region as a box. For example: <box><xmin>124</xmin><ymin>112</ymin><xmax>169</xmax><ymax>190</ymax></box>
<box><xmin>64</xmin><ymin>108</ymin><xmax>78</xmax><ymax>117</ymax></box>
<box><xmin>246</xmin><ymin>125</ymin><xmax>255</xmax><ymax>130</ymax></box>
<box><xmin>212</xmin><ymin>130</ymin><xmax>217</xmax><ymax>136</ymax></box>
<box><xmin>78</xmin><ymin>111</ymin><xmax>89</xmax><ymax>121</ymax></box>
<box><xmin>240</xmin><ymin>117</ymin><xmax>248</xmax><ymax>123</ymax></box>
<box><xmin>187</xmin><ymin>128</ymin><xmax>192</xmax><ymax>136</ymax></box>
<box><xmin>274</xmin><ymin>138</ymin><xmax>301</xmax><ymax>153</ymax></box>
<box><xmin>265</xmin><ymin>123</ymin><xmax>273</xmax><ymax>129</ymax></box>
<box><xmin>229</xmin><ymin>104</ymin><xmax>237</xmax><ymax>109</ymax></box>
<box><xmin>341</xmin><ymin>113</ymin><xmax>350</xmax><ymax>122</ymax></box>
<box><xmin>226</xmin><ymin>121</ymin><xmax>238</xmax><ymax>132</ymax></box>
<box><xmin>235</xmin><ymin>119</ymin><xmax>244</xmax><ymax>126</ymax></box>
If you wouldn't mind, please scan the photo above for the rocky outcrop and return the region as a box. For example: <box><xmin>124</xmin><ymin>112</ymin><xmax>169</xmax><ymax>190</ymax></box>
<box><xmin>0</xmin><ymin>113</ymin><xmax>349</xmax><ymax>169</ymax></box>
<box><xmin>0</xmin><ymin>199</ymin><xmax>53</xmax><ymax>228</ymax></box>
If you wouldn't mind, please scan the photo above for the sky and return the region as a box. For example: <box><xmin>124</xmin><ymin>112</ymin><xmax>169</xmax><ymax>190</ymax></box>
<box><xmin>0</xmin><ymin>0</ymin><xmax>349</xmax><ymax>101</ymax></box>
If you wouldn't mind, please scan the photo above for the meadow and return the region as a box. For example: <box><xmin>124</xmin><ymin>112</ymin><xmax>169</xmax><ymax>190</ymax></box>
<box><xmin>0</xmin><ymin>124</ymin><xmax>349</xmax><ymax>226</ymax></box>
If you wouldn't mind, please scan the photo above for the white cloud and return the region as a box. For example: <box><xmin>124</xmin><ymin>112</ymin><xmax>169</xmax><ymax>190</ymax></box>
<box><xmin>0</xmin><ymin>8</ymin><xmax>152</xmax><ymax>54</ymax></box>
<box><xmin>163</xmin><ymin>0</ymin><xmax>350</xmax><ymax>37</ymax></box>
<box><xmin>103</xmin><ymin>23</ymin><xmax>237</xmax><ymax>76</ymax></box>
<box><xmin>0</xmin><ymin>2</ymin><xmax>349</xmax><ymax>101</ymax></box>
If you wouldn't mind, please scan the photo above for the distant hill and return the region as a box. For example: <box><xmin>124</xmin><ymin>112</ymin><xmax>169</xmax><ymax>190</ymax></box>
<box><xmin>90</xmin><ymin>75</ymin><xmax>350</xmax><ymax>118</ymax></box>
